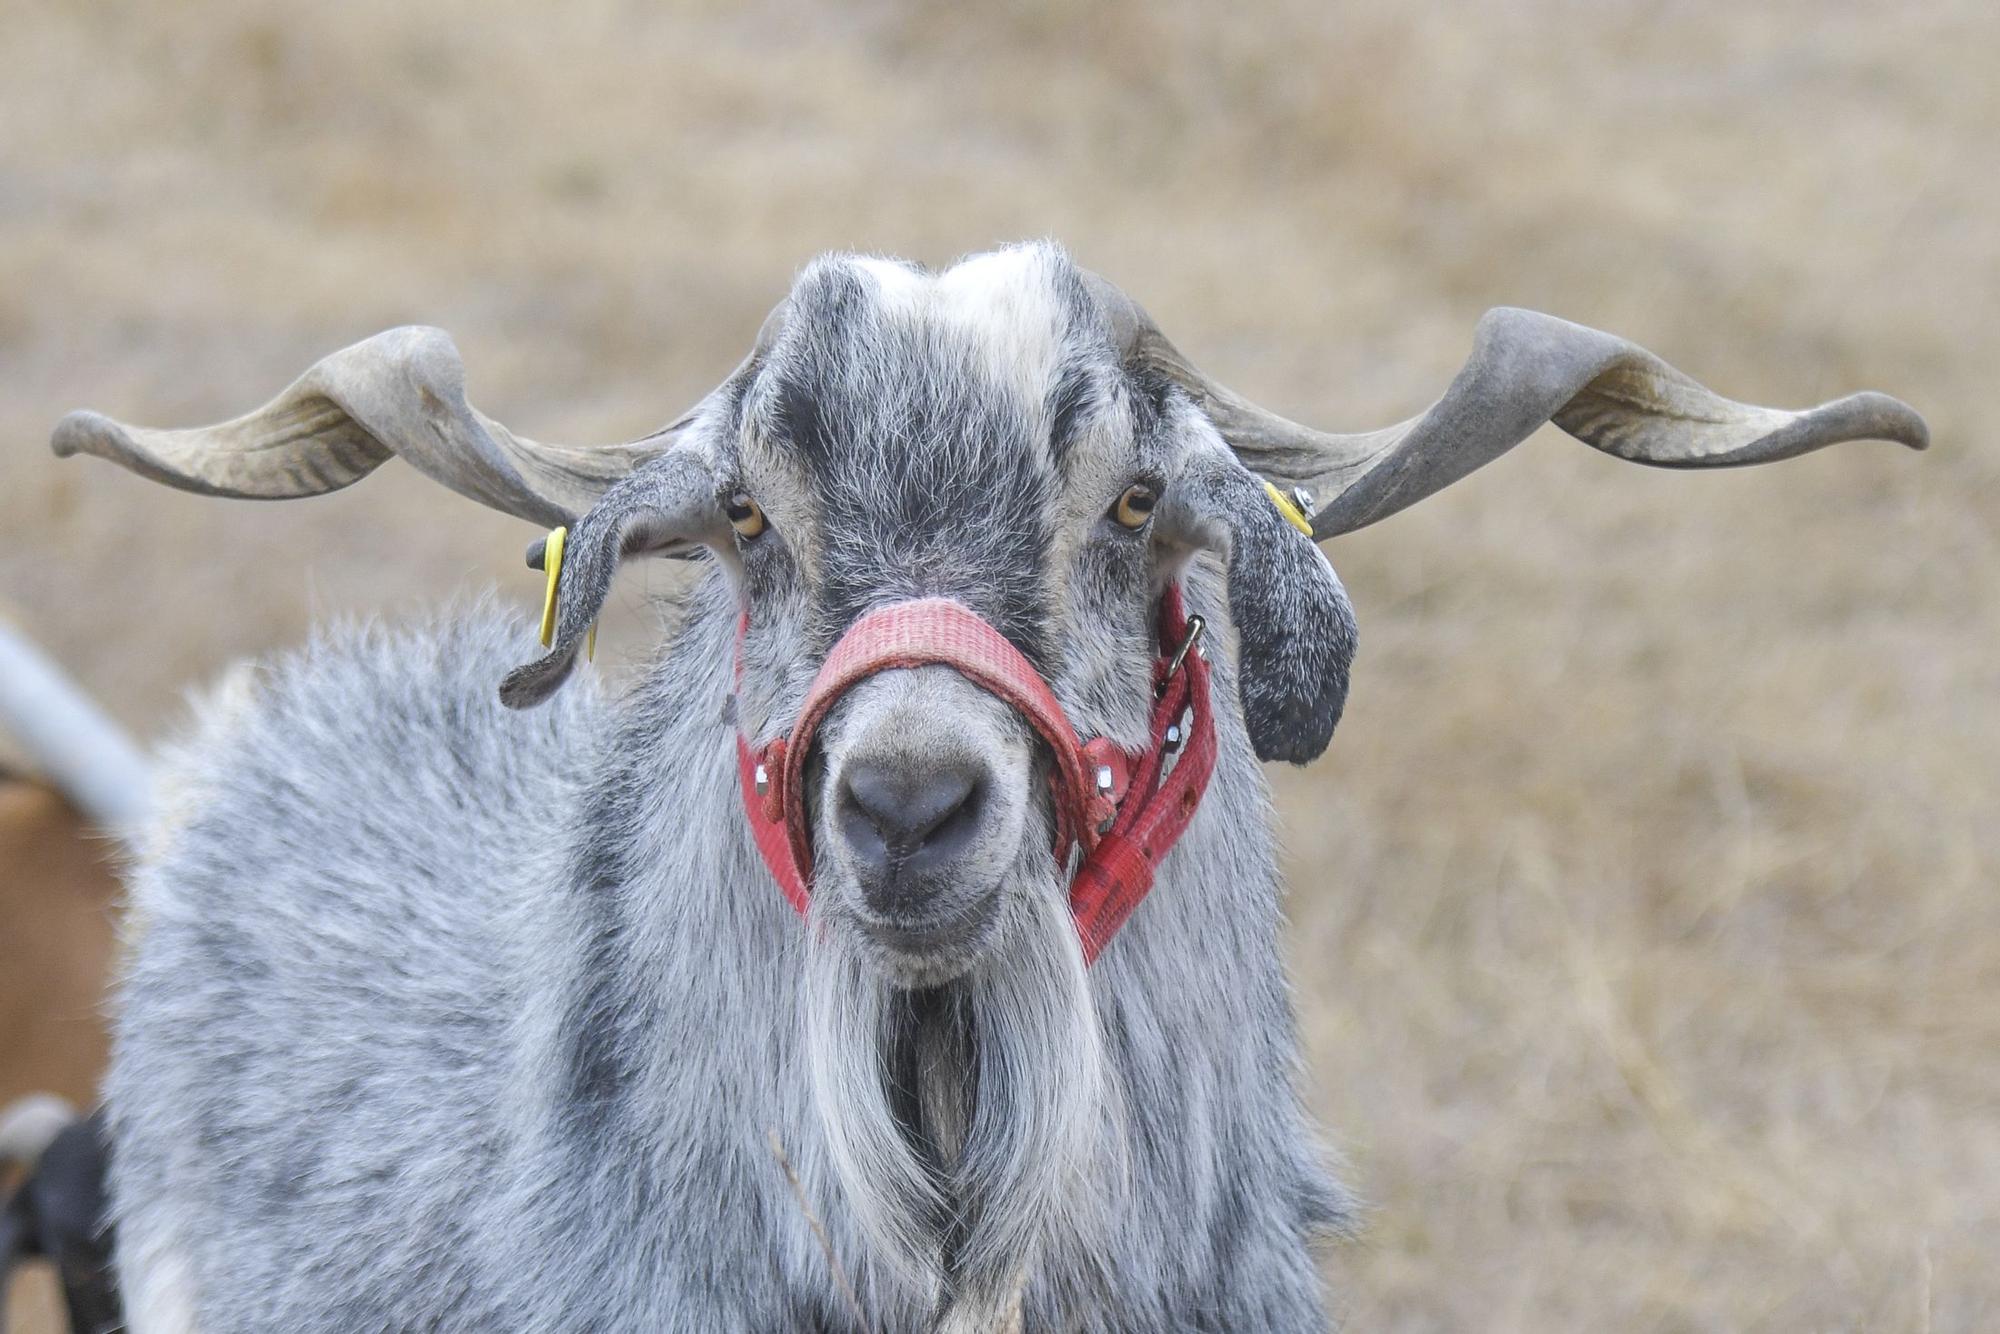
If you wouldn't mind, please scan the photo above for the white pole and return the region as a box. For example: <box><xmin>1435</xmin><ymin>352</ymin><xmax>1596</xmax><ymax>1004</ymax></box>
<box><xmin>0</xmin><ymin>620</ymin><xmax>151</xmax><ymax>836</ymax></box>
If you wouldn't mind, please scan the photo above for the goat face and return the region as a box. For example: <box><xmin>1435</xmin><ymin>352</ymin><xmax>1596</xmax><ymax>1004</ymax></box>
<box><xmin>715</xmin><ymin>247</ymin><xmax>1355</xmax><ymax>986</ymax></box>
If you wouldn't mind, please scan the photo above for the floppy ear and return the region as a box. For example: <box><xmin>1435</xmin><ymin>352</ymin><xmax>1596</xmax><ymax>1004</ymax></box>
<box><xmin>497</xmin><ymin>449</ymin><xmax>727</xmax><ymax>709</ymax></box>
<box><xmin>1161</xmin><ymin>441</ymin><xmax>1357</xmax><ymax>765</ymax></box>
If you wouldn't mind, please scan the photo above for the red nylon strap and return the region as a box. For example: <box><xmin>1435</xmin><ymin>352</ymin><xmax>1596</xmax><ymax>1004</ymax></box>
<box><xmin>779</xmin><ymin>598</ymin><xmax>1106</xmax><ymax>883</ymax></box>
<box><xmin>737</xmin><ymin>732</ymin><xmax>811</xmax><ymax>917</ymax></box>
<box><xmin>1070</xmin><ymin>590</ymin><xmax>1216</xmax><ymax>963</ymax></box>
<box><xmin>734</xmin><ymin>587</ymin><xmax>1214</xmax><ymax>961</ymax></box>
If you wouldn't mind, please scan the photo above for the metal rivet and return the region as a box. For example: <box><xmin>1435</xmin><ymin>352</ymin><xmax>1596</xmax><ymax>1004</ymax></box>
<box><xmin>1291</xmin><ymin>485</ymin><xmax>1316</xmax><ymax>516</ymax></box>
<box><xmin>754</xmin><ymin>764</ymin><xmax>770</xmax><ymax>797</ymax></box>
<box><xmin>1095</xmin><ymin>764</ymin><xmax>1114</xmax><ymax>794</ymax></box>
<box><xmin>1165</xmin><ymin>723</ymin><xmax>1183</xmax><ymax>753</ymax></box>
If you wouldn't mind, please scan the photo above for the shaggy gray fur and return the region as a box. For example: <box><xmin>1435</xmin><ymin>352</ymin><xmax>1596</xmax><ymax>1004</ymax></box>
<box><xmin>112</xmin><ymin>587</ymin><xmax>1344</xmax><ymax>1331</ymax></box>
<box><xmin>109</xmin><ymin>246</ymin><xmax>1351</xmax><ymax>1332</ymax></box>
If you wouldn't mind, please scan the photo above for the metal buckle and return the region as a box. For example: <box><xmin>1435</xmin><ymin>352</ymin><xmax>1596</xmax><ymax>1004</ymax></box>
<box><xmin>1159</xmin><ymin>615</ymin><xmax>1207</xmax><ymax>695</ymax></box>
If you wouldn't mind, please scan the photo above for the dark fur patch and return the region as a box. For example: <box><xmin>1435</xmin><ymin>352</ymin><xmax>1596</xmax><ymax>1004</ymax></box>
<box><xmin>1047</xmin><ymin>360</ymin><xmax>1094</xmax><ymax>469</ymax></box>
<box><xmin>1224</xmin><ymin>495</ymin><xmax>1357</xmax><ymax>764</ymax></box>
<box><xmin>557</xmin><ymin>835</ymin><xmax>637</xmax><ymax>1120</ymax></box>
<box><xmin>881</xmin><ymin>982</ymin><xmax>977</xmax><ymax>1278</ymax></box>
<box><xmin>753</xmin><ymin>285</ymin><xmax>1063</xmax><ymax>665</ymax></box>
<box><xmin>1128</xmin><ymin>365</ymin><xmax>1174</xmax><ymax>438</ymax></box>
<box><xmin>774</xmin><ymin>371</ymin><xmax>839</xmax><ymax>468</ymax></box>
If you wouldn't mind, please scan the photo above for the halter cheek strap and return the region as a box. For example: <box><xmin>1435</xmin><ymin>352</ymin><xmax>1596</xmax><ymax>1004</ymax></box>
<box><xmin>733</xmin><ymin>586</ymin><xmax>1215</xmax><ymax>963</ymax></box>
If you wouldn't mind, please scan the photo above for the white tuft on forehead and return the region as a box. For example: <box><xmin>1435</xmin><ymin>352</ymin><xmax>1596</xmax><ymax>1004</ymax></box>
<box><xmin>847</xmin><ymin>255</ymin><xmax>927</xmax><ymax>312</ymax></box>
<box><xmin>847</xmin><ymin>246</ymin><xmax>1074</xmax><ymax>409</ymax></box>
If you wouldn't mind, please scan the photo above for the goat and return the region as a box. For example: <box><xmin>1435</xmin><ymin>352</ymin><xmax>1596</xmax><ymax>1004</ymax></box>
<box><xmin>53</xmin><ymin>243</ymin><xmax>1925</xmax><ymax>1332</ymax></box>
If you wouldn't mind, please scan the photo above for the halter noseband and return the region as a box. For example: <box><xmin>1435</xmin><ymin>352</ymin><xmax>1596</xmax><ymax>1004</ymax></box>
<box><xmin>733</xmin><ymin>587</ymin><xmax>1216</xmax><ymax>963</ymax></box>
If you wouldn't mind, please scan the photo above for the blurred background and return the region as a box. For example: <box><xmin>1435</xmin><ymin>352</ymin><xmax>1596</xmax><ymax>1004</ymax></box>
<box><xmin>2</xmin><ymin>1</ymin><xmax>1993</xmax><ymax>1328</ymax></box>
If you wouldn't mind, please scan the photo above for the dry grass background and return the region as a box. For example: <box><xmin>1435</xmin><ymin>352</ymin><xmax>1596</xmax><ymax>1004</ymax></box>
<box><xmin>2</xmin><ymin>1</ymin><xmax>1995</xmax><ymax>1329</ymax></box>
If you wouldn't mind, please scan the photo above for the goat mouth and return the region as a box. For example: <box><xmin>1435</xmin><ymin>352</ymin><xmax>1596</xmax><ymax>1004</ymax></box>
<box><xmin>849</xmin><ymin>886</ymin><xmax>1005</xmax><ymax>978</ymax></box>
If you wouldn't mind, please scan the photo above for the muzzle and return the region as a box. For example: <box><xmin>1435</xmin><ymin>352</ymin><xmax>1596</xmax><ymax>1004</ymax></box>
<box><xmin>735</xmin><ymin>587</ymin><xmax>1216</xmax><ymax>963</ymax></box>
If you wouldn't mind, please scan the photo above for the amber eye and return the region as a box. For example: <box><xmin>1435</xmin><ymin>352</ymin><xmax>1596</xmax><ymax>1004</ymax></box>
<box><xmin>724</xmin><ymin>492</ymin><xmax>766</xmax><ymax>539</ymax></box>
<box><xmin>1111</xmin><ymin>483</ymin><xmax>1158</xmax><ymax>530</ymax></box>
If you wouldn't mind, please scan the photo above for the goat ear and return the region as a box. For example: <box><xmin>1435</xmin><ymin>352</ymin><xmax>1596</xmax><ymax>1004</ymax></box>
<box><xmin>498</xmin><ymin>450</ymin><xmax>726</xmax><ymax>709</ymax></box>
<box><xmin>1161</xmin><ymin>446</ymin><xmax>1357</xmax><ymax>764</ymax></box>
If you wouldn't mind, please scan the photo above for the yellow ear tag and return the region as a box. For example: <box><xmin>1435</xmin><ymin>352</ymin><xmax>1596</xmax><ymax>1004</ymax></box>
<box><xmin>538</xmin><ymin>526</ymin><xmax>567</xmax><ymax>648</ymax></box>
<box><xmin>536</xmin><ymin>527</ymin><xmax>597</xmax><ymax>661</ymax></box>
<box><xmin>1263</xmin><ymin>480</ymin><xmax>1315</xmax><ymax>537</ymax></box>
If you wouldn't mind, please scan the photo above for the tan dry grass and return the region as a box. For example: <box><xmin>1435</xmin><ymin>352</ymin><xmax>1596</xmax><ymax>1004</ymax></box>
<box><xmin>3</xmin><ymin>2</ymin><xmax>1996</xmax><ymax>1329</ymax></box>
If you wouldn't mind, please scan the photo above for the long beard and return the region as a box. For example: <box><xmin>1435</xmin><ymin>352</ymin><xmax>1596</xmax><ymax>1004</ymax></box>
<box><xmin>803</xmin><ymin>858</ymin><xmax>1114</xmax><ymax>1322</ymax></box>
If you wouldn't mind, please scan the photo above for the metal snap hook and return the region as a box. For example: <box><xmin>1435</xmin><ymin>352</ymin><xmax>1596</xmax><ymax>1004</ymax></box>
<box><xmin>1161</xmin><ymin>614</ymin><xmax>1207</xmax><ymax>691</ymax></box>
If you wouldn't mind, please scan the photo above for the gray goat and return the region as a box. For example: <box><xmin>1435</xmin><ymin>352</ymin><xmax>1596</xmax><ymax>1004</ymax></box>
<box><xmin>55</xmin><ymin>243</ymin><xmax>1924</xmax><ymax>1332</ymax></box>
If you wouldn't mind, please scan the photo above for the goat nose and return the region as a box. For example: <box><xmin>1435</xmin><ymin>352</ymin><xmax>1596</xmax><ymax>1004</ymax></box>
<box><xmin>837</xmin><ymin>759</ymin><xmax>984</xmax><ymax>887</ymax></box>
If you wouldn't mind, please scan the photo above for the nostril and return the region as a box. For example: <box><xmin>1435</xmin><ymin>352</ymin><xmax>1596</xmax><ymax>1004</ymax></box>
<box><xmin>838</xmin><ymin>760</ymin><xmax>984</xmax><ymax>873</ymax></box>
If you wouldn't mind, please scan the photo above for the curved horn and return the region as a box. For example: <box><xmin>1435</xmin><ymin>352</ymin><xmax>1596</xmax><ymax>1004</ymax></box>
<box><xmin>51</xmin><ymin>300</ymin><xmax>793</xmax><ymax>526</ymax></box>
<box><xmin>51</xmin><ymin>327</ymin><xmax>668</xmax><ymax>527</ymax></box>
<box><xmin>1087</xmin><ymin>277</ymin><xmax>1929</xmax><ymax>538</ymax></box>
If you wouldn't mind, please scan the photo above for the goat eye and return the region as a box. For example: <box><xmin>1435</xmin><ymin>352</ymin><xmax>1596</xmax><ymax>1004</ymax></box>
<box><xmin>1110</xmin><ymin>483</ymin><xmax>1157</xmax><ymax>530</ymax></box>
<box><xmin>724</xmin><ymin>492</ymin><xmax>766</xmax><ymax>539</ymax></box>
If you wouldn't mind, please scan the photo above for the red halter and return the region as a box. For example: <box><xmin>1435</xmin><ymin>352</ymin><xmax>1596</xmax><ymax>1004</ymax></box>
<box><xmin>734</xmin><ymin>587</ymin><xmax>1217</xmax><ymax>963</ymax></box>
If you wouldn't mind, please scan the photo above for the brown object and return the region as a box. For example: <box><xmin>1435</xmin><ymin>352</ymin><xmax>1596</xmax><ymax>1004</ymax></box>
<box><xmin>2</xmin><ymin>778</ymin><xmax>120</xmax><ymax>1334</ymax></box>
<box><xmin>0</xmin><ymin>778</ymin><xmax>118</xmax><ymax>1112</ymax></box>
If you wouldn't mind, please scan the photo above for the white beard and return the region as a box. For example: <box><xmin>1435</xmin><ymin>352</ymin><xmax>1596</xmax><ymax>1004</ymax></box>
<box><xmin>803</xmin><ymin>853</ymin><xmax>1116</xmax><ymax>1321</ymax></box>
